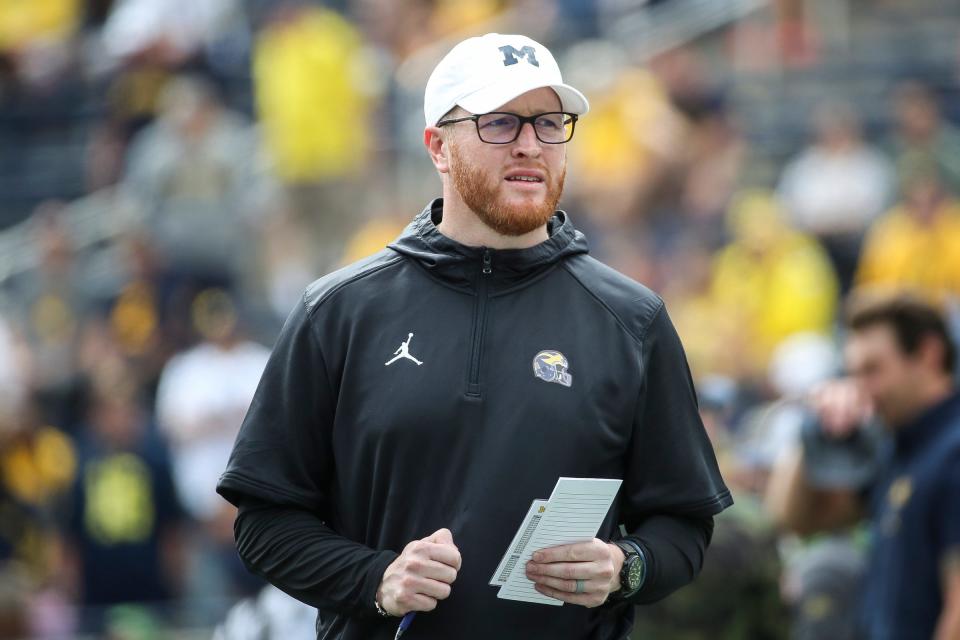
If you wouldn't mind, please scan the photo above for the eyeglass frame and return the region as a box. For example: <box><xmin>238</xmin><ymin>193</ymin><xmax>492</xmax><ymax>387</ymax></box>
<box><xmin>435</xmin><ymin>111</ymin><xmax>579</xmax><ymax>144</ymax></box>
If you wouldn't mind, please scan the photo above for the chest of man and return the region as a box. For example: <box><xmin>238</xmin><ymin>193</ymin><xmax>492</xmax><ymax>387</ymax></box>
<box><xmin>864</xmin><ymin>415</ymin><xmax>960</xmax><ymax>639</ymax></box>
<box><xmin>321</xmin><ymin>266</ymin><xmax>643</xmax><ymax>546</ymax></box>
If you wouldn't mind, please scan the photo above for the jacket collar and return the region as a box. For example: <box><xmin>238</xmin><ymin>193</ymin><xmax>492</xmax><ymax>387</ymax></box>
<box><xmin>388</xmin><ymin>199</ymin><xmax>589</xmax><ymax>291</ymax></box>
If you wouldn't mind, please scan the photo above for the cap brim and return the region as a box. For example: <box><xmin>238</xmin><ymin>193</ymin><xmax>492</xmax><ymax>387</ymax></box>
<box><xmin>458</xmin><ymin>81</ymin><xmax>589</xmax><ymax>116</ymax></box>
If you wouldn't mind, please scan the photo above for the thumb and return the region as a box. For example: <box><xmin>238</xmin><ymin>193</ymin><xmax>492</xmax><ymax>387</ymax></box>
<box><xmin>425</xmin><ymin>527</ymin><xmax>455</xmax><ymax>546</ymax></box>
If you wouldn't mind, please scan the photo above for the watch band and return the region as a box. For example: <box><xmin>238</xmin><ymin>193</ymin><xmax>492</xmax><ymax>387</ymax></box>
<box><xmin>613</xmin><ymin>538</ymin><xmax>647</xmax><ymax>598</ymax></box>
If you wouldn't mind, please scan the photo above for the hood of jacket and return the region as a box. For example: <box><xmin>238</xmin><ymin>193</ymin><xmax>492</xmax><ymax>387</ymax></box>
<box><xmin>387</xmin><ymin>198</ymin><xmax>589</xmax><ymax>292</ymax></box>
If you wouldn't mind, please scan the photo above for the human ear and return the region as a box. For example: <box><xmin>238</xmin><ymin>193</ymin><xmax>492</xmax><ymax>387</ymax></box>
<box><xmin>917</xmin><ymin>334</ymin><xmax>947</xmax><ymax>373</ymax></box>
<box><xmin>424</xmin><ymin>127</ymin><xmax>450</xmax><ymax>174</ymax></box>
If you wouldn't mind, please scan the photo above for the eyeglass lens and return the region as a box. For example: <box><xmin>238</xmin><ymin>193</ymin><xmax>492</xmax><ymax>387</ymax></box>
<box><xmin>476</xmin><ymin>113</ymin><xmax>574</xmax><ymax>144</ymax></box>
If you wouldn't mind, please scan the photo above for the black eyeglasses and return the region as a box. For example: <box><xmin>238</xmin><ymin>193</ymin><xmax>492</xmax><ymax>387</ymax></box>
<box><xmin>436</xmin><ymin>111</ymin><xmax>578</xmax><ymax>144</ymax></box>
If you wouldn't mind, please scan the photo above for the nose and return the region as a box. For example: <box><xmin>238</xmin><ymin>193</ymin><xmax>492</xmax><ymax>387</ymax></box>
<box><xmin>511</xmin><ymin>122</ymin><xmax>542</xmax><ymax>158</ymax></box>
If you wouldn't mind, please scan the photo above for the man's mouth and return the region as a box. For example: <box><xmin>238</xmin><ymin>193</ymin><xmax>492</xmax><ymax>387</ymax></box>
<box><xmin>505</xmin><ymin>176</ymin><xmax>544</xmax><ymax>183</ymax></box>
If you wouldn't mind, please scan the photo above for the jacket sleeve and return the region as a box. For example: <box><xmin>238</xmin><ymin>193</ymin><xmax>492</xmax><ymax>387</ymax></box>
<box><xmin>617</xmin><ymin>302</ymin><xmax>732</xmax><ymax>603</ymax></box>
<box><xmin>616</xmin><ymin>515</ymin><xmax>713</xmax><ymax>605</ymax></box>
<box><xmin>234</xmin><ymin>496</ymin><xmax>397</xmax><ymax>615</ymax></box>
<box><xmin>216</xmin><ymin>295</ymin><xmax>396</xmax><ymax>615</ymax></box>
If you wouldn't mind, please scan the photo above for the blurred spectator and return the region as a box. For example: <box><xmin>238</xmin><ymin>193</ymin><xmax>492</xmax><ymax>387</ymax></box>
<box><xmin>0</xmin><ymin>0</ymin><xmax>80</xmax><ymax>90</ymax></box>
<box><xmin>678</xmin><ymin>98</ymin><xmax>746</xmax><ymax>241</ymax></box>
<box><xmin>629</xmin><ymin>504</ymin><xmax>788</xmax><ymax>640</ymax></box>
<box><xmin>661</xmin><ymin>240</ymin><xmax>736</xmax><ymax>377</ymax></box>
<box><xmin>351</xmin><ymin>0</ymin><xmax>434</xmax><ymax>59</ymax></box>
<box><xmin>59</xmin><ymin>358</ymin><xmax>184</xmax><ymax>634</ymax></box>
<box><xmin>155</xmin><ymin>288</ymin><xmax>268</xmax><ymax>524</ymax></box>
<box><xmin>253</xmin><ymin>2</ymin><xmax>375</xmax><ymax>184</ymax></box>
<box><xmin>768</xmin><ymin>333</ymin><xmax>839</xmax><ymax>401</ymax></box>
<box><xmin>631</xmin><ymin>397</ymin><xmax>790</xmax><ymax>640</ymax></box>
<box><xmin>90</xmin><ymin>231</ymin><xmax>210</xmax><ymax>391</ymax></box>
<box><xmin>155</xmin><ymin>288</ymin><xmax>268</xmax><ymax>607</ymax></box>
<box><xmin>888</xmin><ymin>81</ymin><xmax>960</xmax><ymax>196</ymax></box>
<box><xmin>253</xmin><ymin>2</ymin><xmax>382</xmax><ymax>276</ymax></box>
<box><xmin>1</xmin><ymin>314</ymin><xmax>75</xmax><ymax>638</ymax></box>
<box><xmin>9</xmin><ymin>203</ymin><xmax>94</xmax><ymax>430</ymax></box>
<box><xmin>708</xmin><ymin>190</ymin><xmax>838</xmax><ymax>380</ymax></box>
<box><xmin>567</xmin><ymin>57</ymin><xmax>686</xmax><ymax>228</ymax></box>
<box><xmin>0</xmin><ymin>412</ymin><xmax>74</xmax><ymax>579</ymax></box>
<box><xmin>0</xmin><ymin>311</ymin><xmax>28</xmax><ymax>422</ymax></box>
<box><xmin>123</xmin><ymin>74</ymin><xmax>266</xmax><ymax>283</ymax></box>
<box><xmin>733</xmin><ymin>334</ymin><xmax>857</xmax><ymax>639</ymax></box>
<box><xmin>730</xmin><ymin>333</ymin><xmax>840</xmax><ymax>479</ymax></box>
<box><xmin>100</xmin><ymin>64</ymin><xmax>176</xmax><ymax>141</ymax></box>
<box><xmin>0</xmin><ymin>567</ymin><xmax>28</xmax><ymax>637</ymax></box>
<box><xmin>777</xmin><ymin>101</ymin><xmax>895</xmax><ymax>292</ymax></box>
<box><xmin>0</xmin><ymin>314</ymin><xmax>74</xmax><ymax>592</ymax></box>
<box><xmin>855</xmin><ymin>153</ymin><xmax>960</xmax><ymax>302</ymax></box>
<box><xmin>101</xmin><ymin>0</ymin><xmax>244</xmax><ymax>68</ymax></box>
<box><xmin>103</xmin><ymin>233</ymin><xmax>174</xmax><ymax>363</ymax></box>
<box><xmin>765</xmin><ymin>293</ymin><xmax>960</xmax><ymax>638</ymax></box>
<box><xmin>781</xmin><ymin>535</ymin><xmax>866</xmax><ymax>640</ymax></box>
<box><xmin>0</xmin><ymin>0</ymin><xmax>78</xmax><ymax>52</ymax></box>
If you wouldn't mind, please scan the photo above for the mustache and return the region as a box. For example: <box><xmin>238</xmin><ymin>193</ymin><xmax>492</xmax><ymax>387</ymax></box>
<box><xmin>502</xmin><ymin>164</ymin><xmax>550</xmax><ymax>175</ymax></box>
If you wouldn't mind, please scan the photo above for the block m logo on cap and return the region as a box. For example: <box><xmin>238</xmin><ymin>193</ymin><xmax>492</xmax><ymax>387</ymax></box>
<box><xmin>499</xmin><ymin>45</ymin><xmax>539</xmax><ymax>67</ymax></box>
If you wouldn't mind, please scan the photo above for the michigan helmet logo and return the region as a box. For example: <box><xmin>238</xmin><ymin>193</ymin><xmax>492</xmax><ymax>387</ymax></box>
<box><xmin>532</xmin><ymin>350</ymin><xmax>572</xmax><ymax>387</ymax></box>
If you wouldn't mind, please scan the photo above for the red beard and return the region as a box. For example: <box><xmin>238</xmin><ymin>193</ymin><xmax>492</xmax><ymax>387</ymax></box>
<box><xmin>448</xmin><ymin>148</ymin><xmax>566</xmax><ymax>237</ymax></box>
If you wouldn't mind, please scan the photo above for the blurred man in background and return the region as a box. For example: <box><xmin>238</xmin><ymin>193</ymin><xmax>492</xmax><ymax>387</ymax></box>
<box><xmin>888</xmin><ymin>81</ymin><xmax>960</xmax><ymax>196</ymax></box>
<box><xmin>156</xmin><ymin>288</ymin><xmax>269</xmax><ymax>610</ymax></box>
<box><xmin>123</xmin><ymin>75</ymin><xmax>266</xmax><ymax>285</ymax></box>
<box><xmin>766</xmin><ymin>294</ymin><xmax>960</xmax><ymax>639</ymax></box>
<box><xmin>777</xmin><ymin>100</ymin><xmax>894</xmax><ymax>293</ymax></box>
<box><xmin>60</xmin><ymin>358</ymin><xmax>184</xmax><ymax>634</ymax></box>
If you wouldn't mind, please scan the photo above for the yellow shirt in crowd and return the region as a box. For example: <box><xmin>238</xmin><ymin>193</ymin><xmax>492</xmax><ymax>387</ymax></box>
<box><xmin>0</xmin><ymin>0</ymin><xmax>78</xmax><ymax>51</ymax></box>
<box><xmin>856</xmin><ymin>200</ymin><xmax>960</xmax><ymax>301</ymax></box>
<box><xmin>696</xmin><ymin>191</ymin><xmax>839</xmax><ymax>377</ymax></box>
<box><xmin>710</xmin><ymin>232</ymin><xmax>838</xmax><ymax>376</ymax></box>
<box><xmin>253</xmin><ymin>7</ymin><xmax>373</xmax><ymax>183</ymax></box>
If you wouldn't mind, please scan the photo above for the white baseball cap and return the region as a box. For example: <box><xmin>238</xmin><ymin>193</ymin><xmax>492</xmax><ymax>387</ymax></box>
<box><xmin>424</xmin><ymin>33</ymin><xmax>590</xmax><ymax>127</ymax></box>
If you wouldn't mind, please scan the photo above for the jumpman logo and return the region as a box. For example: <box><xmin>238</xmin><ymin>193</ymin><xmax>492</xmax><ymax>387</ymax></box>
<box><xmin>385</xmin><ymin>332</ymin><xmax>423</xmax><ymax>366</ymax></box>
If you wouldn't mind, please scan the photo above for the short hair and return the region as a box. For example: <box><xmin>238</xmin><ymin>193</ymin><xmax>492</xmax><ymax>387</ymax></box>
<box><xmin>437</xmin><ymin>105</ymin><xmax>466</xmax><ymax>124</ymax></box>
<box><xmin>845</xmin><ymin>293</ymin><xmax>957</xmax><ymax>374</ymax></box>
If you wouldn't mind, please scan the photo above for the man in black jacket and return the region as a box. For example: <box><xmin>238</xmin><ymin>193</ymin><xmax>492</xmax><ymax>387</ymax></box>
<box><xmin>217</xmin><ymin>33</ymin><xmax>732</xmax><ymax>639</ymax></box>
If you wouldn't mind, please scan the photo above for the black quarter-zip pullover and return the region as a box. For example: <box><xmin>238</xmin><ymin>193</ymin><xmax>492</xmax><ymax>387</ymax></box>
<box><xmin>218</xmin><ymin>199</ymin><xmax>732</xmax><ymax>639</ymax></box>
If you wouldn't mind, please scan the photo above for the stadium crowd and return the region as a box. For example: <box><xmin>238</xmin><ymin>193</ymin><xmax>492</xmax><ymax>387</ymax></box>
<box><xmin>0</xmin><ymin>0</ymin><xmax>959</xmax><ymax>637</ymax></box>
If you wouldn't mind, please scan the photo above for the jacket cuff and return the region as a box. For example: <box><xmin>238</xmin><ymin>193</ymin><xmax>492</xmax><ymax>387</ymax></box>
<box><xmin>359</xmin><ymin>550</ymin><xmax>400</xmax><ymax>617</ymax></box>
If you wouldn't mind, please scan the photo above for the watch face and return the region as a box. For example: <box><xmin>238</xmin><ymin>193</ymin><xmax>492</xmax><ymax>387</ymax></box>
<box><xmin>627</xmin><ymin>557</ymin><xmax>643</xmax><ymax>589</ymax></box>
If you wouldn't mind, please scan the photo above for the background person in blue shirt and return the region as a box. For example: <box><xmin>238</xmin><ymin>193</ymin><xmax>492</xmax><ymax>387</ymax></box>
<box><xmin>766</xmin><ymin>293</ymin><xmax>960</xmax><ymax>639</ymax></box>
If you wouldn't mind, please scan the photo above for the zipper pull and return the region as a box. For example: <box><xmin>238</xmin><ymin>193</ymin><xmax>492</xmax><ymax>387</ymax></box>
<box><xmin>482</xmin><ymin>250</ymin><xmax>492</xmax><ymax>275</ymax></box>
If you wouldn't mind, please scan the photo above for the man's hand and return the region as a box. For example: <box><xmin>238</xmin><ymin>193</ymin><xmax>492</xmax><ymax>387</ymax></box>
<box><xmin>524</xmin><ymin>539</ymin><xmax>624</xmax><ymax>607</ymax></box>
<box><xmin>376</xmin><ymin>528</ymin><xmax>461</xmax><ymax>616</ymax></box>
<box><xmin>809</xmin><ymin>378</ymin><xmax>873</xmax><ymax>438</ymax></box>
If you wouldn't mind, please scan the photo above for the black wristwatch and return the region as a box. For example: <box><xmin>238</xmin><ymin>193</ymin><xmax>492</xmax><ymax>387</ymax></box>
<box><xmin>612</xmin><ymin>539</ymin><xmax>646</xmax><ymax>599</ymax></box>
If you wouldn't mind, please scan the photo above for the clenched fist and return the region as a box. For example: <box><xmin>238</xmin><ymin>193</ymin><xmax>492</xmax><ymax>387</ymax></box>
<box><xmin>376</xmin><ymin>528</ymin><xmax>461</xmax><ymax>616</ymax></box>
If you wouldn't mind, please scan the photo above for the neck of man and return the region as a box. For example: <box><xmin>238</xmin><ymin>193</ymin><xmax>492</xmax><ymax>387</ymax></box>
<box><xmin>892</xmin><ymin>373</ymin><xmax>956</xmax><ymax>430</ymax></box>
<box><xmin>917</xmin><ymin>373</ymin><xmax>956</xmax><ymax>414</ymax></box>
<box><xmin>436</xmin><ymin>187</ymin><xmax>550</xmax><ymax>250</ymax></box>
